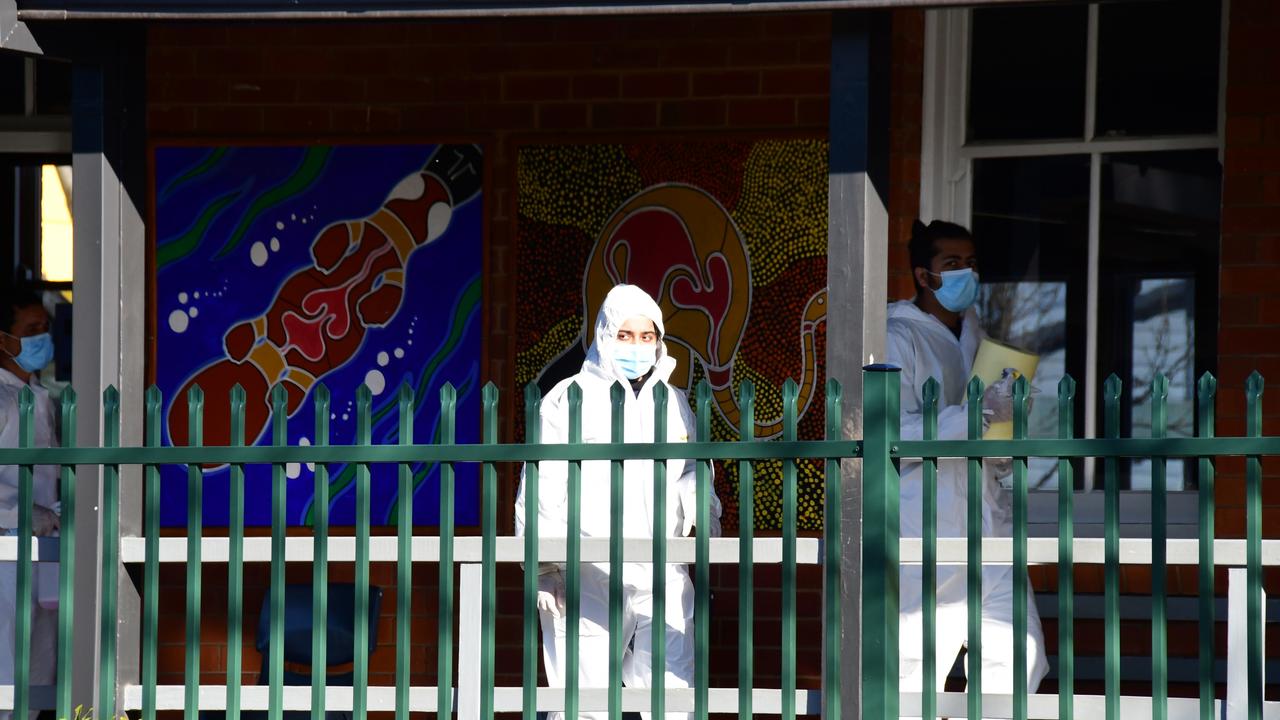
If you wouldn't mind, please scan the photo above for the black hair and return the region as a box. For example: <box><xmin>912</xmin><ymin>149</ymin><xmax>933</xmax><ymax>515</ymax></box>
<box><xmin>908</xmin><ymin>219</ymin><xmax>974</xmax><ymax>291</ymax></box>
<box><xmin>0</xmin><ymin>286</ymin><xmax>43</xmax><ymax>334</ymax></box>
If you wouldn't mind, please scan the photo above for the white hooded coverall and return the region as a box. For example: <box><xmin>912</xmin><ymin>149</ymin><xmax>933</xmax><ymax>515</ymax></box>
<box><xmin>514</xmin><ymin>284</ymin><xmax>723</xmax><ymax>720</ymax></box>
<box><xmin>0</xmin><ymin>368</ymin><xmax>59</xmax><ymax>720</ymax></box>
<box><xmin>884</xmin><ymin>300</ymin><xmax>1048</xmax><ymax>705</ymax></box>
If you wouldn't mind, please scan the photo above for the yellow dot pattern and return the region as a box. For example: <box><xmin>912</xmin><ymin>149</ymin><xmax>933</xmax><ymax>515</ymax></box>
<box><xmin>515</xmin><ymin>316</ymin><xmax>582</xmax><ymax>388</ymax></box>
<box><xmin>517</xmin><ymin>146</ymin><xmax>645</xmax><ymax>236</ymax></box>
<box><xmin>731</xmin><ymin>139</ymin><xmax>830</xmax><ymax>287</ymax></box>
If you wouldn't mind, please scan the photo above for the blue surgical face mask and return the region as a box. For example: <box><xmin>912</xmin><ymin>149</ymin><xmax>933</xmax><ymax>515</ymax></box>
<box><xmin>7</xmin><ymin>333</ymin><xmax>53</xmax><ymax>373</ymax></box>
<box><xmin>929</xmin><ymin>268</ymin><xmax>980</xmax><ymax>312</ymax></box>
<box><xmin>614</xmin><ymin>343</ymin><xmax>657</xmax><ymax>380</ymax></box>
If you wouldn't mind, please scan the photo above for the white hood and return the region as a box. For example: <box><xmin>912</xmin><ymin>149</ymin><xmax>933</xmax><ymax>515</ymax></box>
<box><xmin>583</xmin><ymin>284</ymin><xmax>677</xmax><ymax>386</ymax></box>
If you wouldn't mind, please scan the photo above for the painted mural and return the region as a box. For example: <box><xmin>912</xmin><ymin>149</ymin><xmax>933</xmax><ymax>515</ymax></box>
<box><xmin>155</xmin><ymin>144</ymin><xmax>484</xmax><ymax>527</ymax></box>
<box><xmin>515</xmin><ymin>140</ymin><xmax>828</xmax><ymax>531</ymax></box>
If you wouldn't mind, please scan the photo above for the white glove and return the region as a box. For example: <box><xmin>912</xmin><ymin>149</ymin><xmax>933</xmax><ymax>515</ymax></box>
<box><xmin>537</xmin><ymin>570</ymin><xmax>566</xmax><ymax>619</ymax></box>
<box><xmin>32</xmin><ymin>505</ymin><xmax>59</xmax><ymax>536</ymax></box>
<box><xmin>981</xmin><ymin>370</ymin><xmax>1017</xmax><ymax>425</ymax></box>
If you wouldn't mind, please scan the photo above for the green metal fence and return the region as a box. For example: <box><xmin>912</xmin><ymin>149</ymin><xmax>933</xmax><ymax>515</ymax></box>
<box><xmin>0</xmin><ymin>367</ymin><xmax>1272</xmax><ymax>718</ymax></box>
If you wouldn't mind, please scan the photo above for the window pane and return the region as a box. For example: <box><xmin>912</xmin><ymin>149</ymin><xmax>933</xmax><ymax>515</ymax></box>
<box><xmin>34</xmin><ymin>58</ymin><xmax>71</xmax><ymax>116</ymax></box>
<box><xmin>0</xmin><ymin>54</ymin><xmax>26</xmax><ymax>116</ymax></box>
<box><xmin>1096</xmin><ymin>0</ymin><xmax>1221</xmax><ymax>137</ymax></box>
<box><xmin>972</xmin><ymin>154</ymin><xmax>1091</xmax><ymax>488</ymax></box>
<box><xmin>1100</xmin><ymin>150</ymin><xmax>1221</xmax><ymax>489</ymax></box>
<box><xmin>969</xmin><ymin>5</ymin><xmax>1088</xmax><ymax>142</ymax></box>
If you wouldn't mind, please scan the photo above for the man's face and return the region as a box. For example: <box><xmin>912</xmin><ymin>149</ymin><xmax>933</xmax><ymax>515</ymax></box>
<box><xmin>2</xmin><ymin>304</ymin><xmax>49</xmax><ymax>358</ymax></box>
<box><xmin>616</xmin><ymin>316</ymin><xmax>658</xmax><ymax>345</ymax></box>
<box><xmin>914</xmin><ymin>237</ymin><xmax>978</xmax><ymax>290</ymax></box>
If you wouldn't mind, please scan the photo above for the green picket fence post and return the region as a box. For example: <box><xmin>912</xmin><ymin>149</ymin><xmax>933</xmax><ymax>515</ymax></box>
<box><xmin>694</xmin><ymin>380</ymin><xmax>713</xmax><ymax>720</ymax></box>
<box><xmin>269</xmin><ymin>384</ymin><xmax>287</xmax><ymax>720</ymax></box>
<box><xmin>14</xmin><ymin>386</ymin><xmax>32</xmax><ymax>720</ymax></box>
<box><xmin>354</xmin><ymin>385</ymin><xmax>372</xmax><ymax>720</ymax></box>
<box><xmin>1245</xmin><ymin>372</ymin><xmax>1264</xmax><ymax>720</ymax></box>
<box><xmin>142</xmin><ymin>386</ymin><xmax>162</xmax><ymax>720</ymax></box>
<box><xmin>921</xmin><ymin>378</ymin><xmax>939</xmax><ymax>720</ymax></box>
<box><xmin>609</xmin><ymin>383</ymin><xmax>625</xmax><ymax>720</ymax></box>
<box><xmin>98</xmin><ymin>386</ymin><xmax>121</xmax><ymax>717</ymax></box>
<box><xmin>55</xmin><ymin>388</ymin><xmax>76</xmax><ymax>720</ymax></box>
<box><xmin>1057</xmin><ymin>376</ymin><xmax>1077</xmax><ymax>720</ymax></box>
<box><xmin>439</xmin><ymin>383</ymin><xmax>457</xmax><ymax>719</ymax></box>
<box><xmin>781</xmin><ymin>378</ymin><xmax>799</xmax><ymax>720</ymax></box>
<box><xmin>1196</xmin><ymin>373</ymin><xmax>1216</xmax><ymax>720</ymax></box>
<box><xmin>650</xmin><ymin>383</ymin><xmax>668</xmax><ymax>720</ymax></box>
<box><xmin>522</xmin><ymin>384</ymin><xmax>541</xmax><ymax>720</ymax></box>
<box><xmin>396</xmin><ymin>383</ymin><xmax>414</xmax><ymax>720</ymax></box>
<box><xmin>1151</xmin><ymin>374</ymin><xmax>1169</xmax><ymax>720</ymax></box>
<box><xmin>312</xmin><ymin>386</ymin><xmax>331</xmax><ymax>720</ymax></box>
<box><xmin>480</xmin><ymin>383</ymin><xmax>500</xmax><ymax>720</ymax></box>
<box><xmin>228</xmin><ymin>384</ymin><xmax>246</xmax><ymax>720</ymax></box>
<box><xmin>1013</xmin><ymin>376</ymin><xmax>1030</xmax><ymax>720</ymax></box>
<box><xmin>566</xmin><ymin>382</ymin><xmax>583</xmax><ymax>720</ymax></box>
<box><xmin>861</xmin><ymin>366</ymin><xmax>899</xmax><ymax>720</ymax></box>
<box><xmin>822</xmin><ymin>379</ymin><xmax>842</xmax><ymax>720</ymax></box>
<box><xmin>186</xmin><ymin>385</ymin><xmax>204</xmax><ymax>720</ymax></box>
<box><xmin>966</xmin><ymin>377</ymin><xmax>984</xmax><ymax>720</ymax></box>
<box><xmin>1103</xmin><ymin>374</ymin><xmax>1122</xmax><ymax>720</ymax></box>
<box><xmin>737</xmin><ymin>380</ymin><xmax>755</xmax><ymax>719</ymax></box>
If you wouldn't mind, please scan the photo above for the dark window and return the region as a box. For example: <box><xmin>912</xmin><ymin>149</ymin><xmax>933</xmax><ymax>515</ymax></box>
<box><xmin>1096</xmin><ymin>0</ymin><xmax>1222</xmax><ymax>137</ymax></box>
<box><xmin>0</xmin><ymin>54</ymin><xmax>26</xmax><ymax>116</ymax></box>
<box><xmin>969</xmin><ymin>5</ymin><xmax>1088</xmax><ymax>142</ymax></box>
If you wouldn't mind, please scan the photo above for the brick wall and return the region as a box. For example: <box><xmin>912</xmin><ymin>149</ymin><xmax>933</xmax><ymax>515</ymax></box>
<box><xmin>147</xmin><ymin>11</ymin><xmax>860</xmax><ymax>700</ymax></box>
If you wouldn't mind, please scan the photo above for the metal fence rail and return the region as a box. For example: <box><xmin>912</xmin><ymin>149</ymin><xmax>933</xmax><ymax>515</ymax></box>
<box><xmin>0</xmin><ymin>368</ymin><xmax>1273</xmax><ymax>719</ymax></box>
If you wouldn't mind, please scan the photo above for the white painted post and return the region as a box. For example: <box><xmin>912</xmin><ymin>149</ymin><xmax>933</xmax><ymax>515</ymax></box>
<box><xmin>458</xmin><ymin>563</ymin><xmax>481</xmax><ymax>720</ymax></box>
<box><xmin>1226</xmin><ymin>567</ymin><xmax>1265</xmax><ymax>720</ymax></box>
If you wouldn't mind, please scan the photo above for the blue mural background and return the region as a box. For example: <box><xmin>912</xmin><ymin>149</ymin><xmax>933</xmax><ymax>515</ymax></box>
<box><xmin>154</xmin><ymin>144</ymin><xmax>482</xmax><ymax>527</ymax></box>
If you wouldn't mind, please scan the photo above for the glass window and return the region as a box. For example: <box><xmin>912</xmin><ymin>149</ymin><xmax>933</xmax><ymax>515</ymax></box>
<box><xmin>0</xmin><ymin>54</ymin><xmax>26</xmax><ymax>116</ymax></box>
<box><xmin>34</xmin><ymin>58</ymin><xmax>72</xmax><ymax>116</ymax></box>
<box><xmin>968</xmin><ymin>5</ymin><xmax>1088</xmax><ymax>142</ymax></box>
<box><xmin>1096</xmin><ymin>0</ymin><xmax>1221</xmax><ymax>137</ymax></box>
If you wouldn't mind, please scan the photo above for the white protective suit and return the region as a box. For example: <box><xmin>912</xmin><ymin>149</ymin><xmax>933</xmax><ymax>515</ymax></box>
<box><xmin>0</xmin><ymin>368</ymin><xmax>59</xmax><ymax>720</ymax></box>
<box><xmin>514</xmin><ymin>284</ymin><xmax>723</xmax><ymax>720</ymax></box>
<box><xmin>884</xmin><ymin>300</ymin><xmax>1048</xmax><ymax>706</ymax></box>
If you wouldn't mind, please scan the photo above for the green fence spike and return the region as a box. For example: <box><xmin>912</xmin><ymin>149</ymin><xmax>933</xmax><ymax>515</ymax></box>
<box><xmin>14</xmin><ymin>387</ymin><xmax>32</xmax><ymax>720</ymax></box>
<box><xmin>921</xmin><ymin>377</ymin><xmax>939</xmax><ymax>720</ymax></box>
<box><xmin>861</xmin><ymin>367</ymin><xmax>900</xmax><ymax>720</ymax></box>
<box><xmin>1245</xmin><ymin>371</ymin><xmax>1264</xmax><ymax>720</ymax></box>
<box><xmin>439</xmin><ymin>382</ymin><xmax>457</xmax><ymax>720</ymax></box>
<box><xmin>1057</xmin><ymin>375</ymin><xmax>1077</xmax><ymax>720</ymax></box>
<box><xmin>1196</xmin><ymin>372</ymin><xmax>1216</xmax><ymax>720</ymax></box>
<box><xmin>142</xmin><ymin>386</ymin><xmax>162</xmax><ymax>720</ymax></box>
<box><xmin>354</xmin><ymin>384</ymin><xmax>372</xmax><ymax>720</ymax></box>
<box><xmin>99</xmin><ymin>385</ymin><xmax>120</xmax><ymax>717</ymax></box>
<box><xmin>651</xmin><ymin>382</ymin><xmax>668</xmax><ymax>720</ymax></box>
<box><xmin>966</xmin><ymin>376</ymin><xmax>983</xmax><ymax>720</ymax></box>
<box><xmin>481</xmin><ymin>382</ymin><xmax>499</xmax><ymax>720</ymax></box>
<box><xmin>738</xmin><ymin>379</ymin><xmax>755</xmax><ymax>719</ymax></box>
<box><xmin>566</xmin><ymin>382</ymin><xmax>583</xmax><ymax>720</ymax></box>
<box><xmin>609</xmin><ymin>381</ymin><xmax>625</xmax><ymax>720</ymax></box>
<box><xmin>56</xmin><ymin>387</ymin><xmax>76</xmax><ymax>720</ymax></box>
<box><xmin>1151</xmin><ymin>374</ymin><xmax>1169</xmax><ymax>720</ymax></box>
<box><xmin>312</xmin><ymin>384</ymin><xmax>330</xmax><ymax>720</ymax></box>
<box><xmin>694</xmin><ymin>379</ymin><xmax>712</xmax><ymax>720</ymax></box>
<box><xmin>269</xmin><ymin>384</ymin><xmax>287</xmax><ymax>720</ymax></box>
<box><xmin>1103</xmin><ymin>374</ymin><xmax>1122</xmax><ymax>720</ymax></box>
<box><xmin>396</xmin><ymin>382</ymin><xmax>414</xmax><ymax>720</ymax></box>
<box><xmin>781</xmin><ymin>378</ymin><xmax>798</xmax><ymax>720</ymax></box>
<box><xmin>228</xmin><ymin>384</ymin><xmax>245</xmax><ymax>720</ymax></box>
<box><xmin>822</xmin><ymin>379</ymin><xmax>842</xmax><ymax>720</ymax></box>
<box><xmin>522</xmin><ymin>383</ymin><xmax>542</xmax><ymax>720</ymax></box>
<box><xmin>185</xmin><ymin>385</ymin><xmax>205</xmax><ymax>720</ymax></box>
<box><xmin>1013</xmin><ymin>375</ymin><xmax>1029</xmax><ymax>720</ymax></box>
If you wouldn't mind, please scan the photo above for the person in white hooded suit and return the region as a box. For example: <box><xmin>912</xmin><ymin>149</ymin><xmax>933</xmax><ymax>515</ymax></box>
<box><xmin>514</xmin><ymin>283</ymin><xmax>722</xmax><ymax>720</ymax></box>
<box><xmin>887</xmin><ymin>220</ymin><xmax>1048</xmax><ymax>709</ymax></box>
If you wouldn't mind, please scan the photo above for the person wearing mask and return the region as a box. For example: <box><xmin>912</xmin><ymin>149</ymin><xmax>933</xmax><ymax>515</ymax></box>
<box><xmin>0</xmin><ymin>288</ymin><xmax>59</xmax><ymax>720</ymax></box>
<box><xmin>514</xmin><ymin>283</ymin><xmax>722</xmax><ymax>720</ymax></box>
<box><xmin>886</xmin><ymin>220</ymin><xmax>1048</xmax><ymax>706</ymax></box>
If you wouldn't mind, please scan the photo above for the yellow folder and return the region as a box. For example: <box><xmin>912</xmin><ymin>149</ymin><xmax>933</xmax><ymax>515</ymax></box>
<box><xmin>972</xmin><ymin>338</ymin><xmax>1039</xmax><ymax>440</ymax></box>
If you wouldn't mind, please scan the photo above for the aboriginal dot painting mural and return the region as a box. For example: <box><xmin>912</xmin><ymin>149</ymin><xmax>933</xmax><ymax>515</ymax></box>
<box><xmin>515</xmin><ymin>139</ymin><xmax>828</xmax><ymax>531</ymax></box>
<box><xmin>155</xmin><ymin>144</ymin><xmax>484</xmax><ymax>527</ymax></box>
